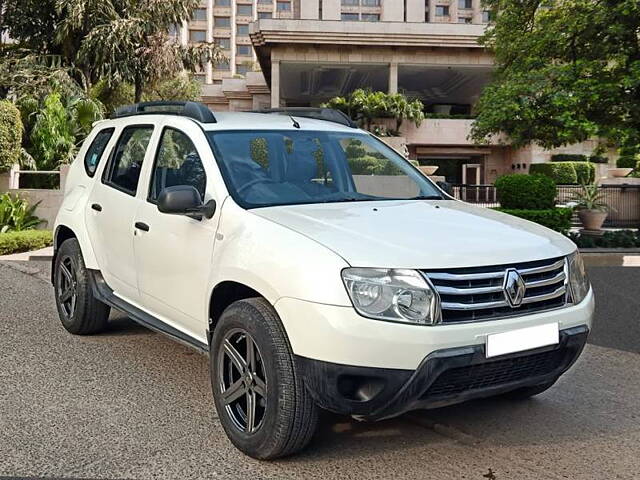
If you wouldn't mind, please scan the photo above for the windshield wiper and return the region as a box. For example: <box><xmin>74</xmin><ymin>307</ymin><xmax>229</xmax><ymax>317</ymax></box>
<box><xmin>411</xmin><ymin>195</ymin><xmax>444</xmax><ymax>200</ymax></box>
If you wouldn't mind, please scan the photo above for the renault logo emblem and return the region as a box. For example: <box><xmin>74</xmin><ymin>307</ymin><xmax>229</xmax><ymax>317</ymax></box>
<box><xmin>503</xmin><ymin>269</ymin><xmax>526</xmax><ymax>307</ymax></box>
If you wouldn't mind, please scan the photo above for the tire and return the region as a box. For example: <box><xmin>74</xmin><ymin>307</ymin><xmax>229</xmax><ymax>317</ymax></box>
<box><xmin>210</xmin><ymin>298</ymin><xmax>319</xmax><ymax>459</ymax></box>
<box><xmin>502</xmin><ymin>380</ymin><xmax>556</xmax><ymax>400</ymax></box>
<box><xmin>53</xmin><ymin>238</ymin><xmax>110</xmax><ymax>335</ymax></box>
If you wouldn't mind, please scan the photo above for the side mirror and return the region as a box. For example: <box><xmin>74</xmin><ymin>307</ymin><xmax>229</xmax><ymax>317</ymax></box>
<box><xmin>157</xmin><ymin>185</ymin><xmax>216</xmax><ymax>220</ymax></box>
<box><xmin>436</xmin><ymin>181</ymin><xmax>453</xmax><ymax>196</ymax></box>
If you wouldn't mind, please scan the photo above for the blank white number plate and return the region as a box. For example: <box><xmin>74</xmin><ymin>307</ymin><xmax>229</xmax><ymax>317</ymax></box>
<box><xmin>486</xmin><ymin>323</ymin><xmax>559</xmax><ymax>358</ymax></box>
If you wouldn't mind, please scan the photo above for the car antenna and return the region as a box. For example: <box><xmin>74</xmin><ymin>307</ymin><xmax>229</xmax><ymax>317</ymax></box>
<box><xmin>290</xmin><ymin>116</ymin><xmax>300</xmax><ymax>129</ymax></box>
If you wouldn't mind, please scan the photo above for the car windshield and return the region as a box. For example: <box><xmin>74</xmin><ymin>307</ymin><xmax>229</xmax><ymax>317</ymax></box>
<box><xmin>207</xmin><ymin>130</ymin><xmax>444</xmax><ymax>208</ymax></box>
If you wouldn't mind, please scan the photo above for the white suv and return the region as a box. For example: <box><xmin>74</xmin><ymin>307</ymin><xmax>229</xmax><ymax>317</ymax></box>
<box><xmin>52</xmin><ymin>101</ymin><xmax>594</xmax><ymax>459</ymax></box>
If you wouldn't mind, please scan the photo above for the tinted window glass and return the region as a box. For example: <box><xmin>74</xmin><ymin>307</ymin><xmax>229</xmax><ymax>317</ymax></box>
<box><xmin>84</xmin><ymin>128</ymin><xmax>114</xmax><ymax>177</ymax></box>
<box><xmin>104</xmin><ymin>126</ymin><xmax>153</xmax><ymax>195</ymax></box>
<box><xmin>208</xmin><ymin>130</ymin><xmax>441</xmax><ymax>208</ymax></box>
<box><xmin>149</xmin><ymin>129</ymin><xmax>206</xmax><ymax>202</ymax></box>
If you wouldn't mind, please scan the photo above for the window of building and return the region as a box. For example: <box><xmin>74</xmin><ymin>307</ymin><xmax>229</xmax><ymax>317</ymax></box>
<box><xmin>258</xmin><ymin>0</ymin><xmax>272</xmax><ymax>3</ymax></box>
<box><xmin>168</xmin><ymin>24</ymin><xmax>179</xmax><ymax>37</ymax></box>
<box><xmin>341</xmin><ymin>13</ymin><xmax>359</xmax><ymax>21</ymax></box>
<box><xmin>236</xmin><ymin>64</ymin><xmax>250</xmax><ymax>75</ymax></box>
<box><xmin>237</xmin><ymin>44</ymin><xmax>252</xmax><ymax>56</ymax></box>
<box><xmin>215</xmin><ymin>37</ymin><xmax>231</xmax><ymax>49</ymax></box>
<box><xmin>236</xmin><ymin>24</ymin><xmax>249</xmax><ymax>35</ymax></box>
<box><xmin>482</xmin><ymin>10</ymin><xmax>492</xmax><ymax>22</ymax></box>
<box><xmin>458</xmin><ymin>0</ymin><xmax>472</xmax><ymax>9</ymax></box>
<box><xmin>149</xmin><ymin>129</ymin><xmax>206</xmax><ymax>203</ymax></box>
<box><xmin>218</xmin><ymin>60</ymin><xmax>230</xmax><ymax>70</ymax></box>
<box><xmin>103</xmin><ymin>126</ymin><xmax>154</xmax><ymax>196</ymax></box>
<box><xmin>341</xmin><ymin>0</ymin><xmax>359</xmax><ymax>5</ymax></box>
<box><xmin>362</xmin><ymin>0</ymin><xmax>381</xmax><ymax>5</ymax></box>
<box><xmin>435</xmin><ymin>6</ymin><xmax>449</xmax><ymax>16</ymax></box>
<box><xmin>214</xmin><ymin>16</ymin><xmax>231</xmax><ymax>28</ymax></box>
<box><xmin>192</xmin><ymin>8</ymin><xmax>207</xmax><ymax>21</ymax></box>
<box><xmin>84</xmin><ymin>129</ymin><xmax>114</xmax><ymax>177</ymax></box>
<box><xmin>189</xmin><ymin>30</ymin><xmax>206</xmax><ymax>43</ymax></box>
<box><xmin>194</xmin><ymin>74</ymin><xmax>207</xmax><ymax>85</ymax></box>
<box><xmin>236</xmin><ymin>4</ymin><xmax>252</xmax><ymax>16</ymax></box>
<box><xmin>458</xmin><ymin>16</ymin><xmax>472</xmax><ymax>23</ymax></box>
<box><xmin>258</xmin><ymin>11</ymin><xmax>272</xmax><ymax>19</ymax></box>
<box><xmin>276</xmin><ymin>1</ymin><xmax>291</xmax><ymax>11</ymax></box>
<box><xmin>214</xmin><ymin>0</ymin><xmax>230</xmax><ymax>5</ymax></box>
<box><xmin>361</xmin><ymin>13</ymin><xmax>380</xmax><ymax>21</ymax></box>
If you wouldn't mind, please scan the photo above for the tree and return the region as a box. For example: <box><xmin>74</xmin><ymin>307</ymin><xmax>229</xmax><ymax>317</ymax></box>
<box><xmin>0</xmin><ymin>101</ymin><xmax>22</xmax><ymax>172</ymax></box>
<box><xmin>470</xmin><ymin>0</ymin><xmax>640</xmax><ymax>151</ymax></box>
<box><xmin>58</xmin><ymin>0</ymin><xmax>224</xmax><ymax>101</ymax></box>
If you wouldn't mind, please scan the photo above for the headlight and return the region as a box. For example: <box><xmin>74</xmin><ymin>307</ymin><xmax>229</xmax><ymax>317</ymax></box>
<box><xmin>341</xmin><ymin>268</ymin><xmax>441</xmax><ymax>325</ymax></box>
<box><xmin>567</xmin><ymin>251</ymin><xmax>590</xmax><ymax>304</ymax></box>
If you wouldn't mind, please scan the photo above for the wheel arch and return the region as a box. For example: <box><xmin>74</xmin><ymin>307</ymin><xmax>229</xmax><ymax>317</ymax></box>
<box><xmin>51</xmin><ymin>224</ymin><xmax>99</xmax><ymax>283</ymax></box>
<box><xmin>207</xmin><ymin>280</ymin><xmax>267</xmax><ymax>344</ymax></box>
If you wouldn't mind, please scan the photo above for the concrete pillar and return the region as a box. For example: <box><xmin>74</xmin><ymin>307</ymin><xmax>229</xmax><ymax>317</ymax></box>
<box><xmin>206</xmin><ymin>0</ymin><xmax>214</xmax><ymax>83</ymax></box>
<box><xmin>381</xmin><ymin>0</ymin><xmax>404</xmax><ymax>22</ymax></box>
<box><xmin>180</xmin><ymin>20</ymin><xmax>189</xmax><ymax>45</ymax></box>
<box><xmin>472</xmin><ymin>0</ymin><xmax>483</xmax><ymax>23</ymax></box>
<box><xmin>406</xmin><ymin>0</ymin><xmax>426</xmax><ymax>23</ymax></box>
<box><xmin>450</xmin><ymin>0</ymin><xmax>459</xmax><ymax>23</ymax></box>
<box><xmin>59</xmin><ymin>165</ymin><xmax>70</xmax><ymax>192</ymax></box>
<box><xmin>388</xmin><ymin>63</ymin><xmax>398</xmax><ymax>94</ymax></box>
<box><xmin>427</xmin><ymin>0</ymin><xmax>437</xmax><ymax>22</ymax></box>
<box><xmin>301</xmin><ymin>0</ymin><xmax>320</xmax><ymax>19</ymax></box>
<box><xmin>322</xmin><ymin>0</ymin><xmax>341</xmax><ymax>20</ymax></box>
<box><xmin>271</xmin><ymin>60</ymin><xmax>280</xmax><ymax>107</ymax></box>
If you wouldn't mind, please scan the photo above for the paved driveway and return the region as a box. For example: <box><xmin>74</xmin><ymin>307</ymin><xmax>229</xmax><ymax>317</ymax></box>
<box><xmin>1</xmin><ymin>261</ymin><xmax>638</xmax><ymax>479</ymax></box>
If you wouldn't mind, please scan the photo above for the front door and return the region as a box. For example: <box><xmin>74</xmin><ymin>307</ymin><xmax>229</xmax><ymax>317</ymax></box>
<box><xmin>133</xmin><ymin>123</ymin><xmax>219</xmax><ymax>342</ymax></box>
<box><xmin>85</xmin><ymin>125</ymin><xmax>155</xmax><ymax>301</ymax></box>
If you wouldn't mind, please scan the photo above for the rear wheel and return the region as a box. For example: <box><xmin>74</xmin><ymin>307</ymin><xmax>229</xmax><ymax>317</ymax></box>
<box><xmin>210</xmin><ymin>298</ymin><xmax>318</xmax><ymax>459</ymax></box>
<box><xmin>53</xmin><ymin>238</ymin><xmax>110</xmax><ymax>335</ymax></box>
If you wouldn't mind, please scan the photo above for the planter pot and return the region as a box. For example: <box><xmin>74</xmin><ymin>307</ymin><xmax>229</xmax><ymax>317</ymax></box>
<box><xmin>608</xmin><ymin>168</ymin><xmax>633</xmax><ymax>178</ymax></box>
<box><xmin>418</xmin><ymin>166</ymin><xmax>439</xmax><ymax>176</ymax></box>
<box><xmin>577</xmin><ymin>209</ymin><xmax>608</xmax><ymax>231</ymax></box>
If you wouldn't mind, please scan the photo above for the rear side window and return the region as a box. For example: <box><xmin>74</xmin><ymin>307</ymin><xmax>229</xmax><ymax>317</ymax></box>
<box><xmin>84</xmin><ymin>128</ymin><xmax>114</xmax><ymax>177</ymax></box>
<box><xmin>103</xmin><ymin>126</ymin><xmax>154</xmax><ymax>195</ymax></box>
<box><xmin>149</xmin><ymin>128</ymin><xmax>206</xmax><ymax>202</ymax></box>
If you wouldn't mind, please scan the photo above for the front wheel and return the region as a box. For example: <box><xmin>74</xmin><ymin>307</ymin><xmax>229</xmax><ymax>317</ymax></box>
<box><xmin>210</xmin><ymin>298</ymin><xmax>318</xmax><ymax>459</ymax></box>
<box><xmin>53</xmin><ymin>238</ymin><xmax>110</xmax><ymax>335</ymax></box>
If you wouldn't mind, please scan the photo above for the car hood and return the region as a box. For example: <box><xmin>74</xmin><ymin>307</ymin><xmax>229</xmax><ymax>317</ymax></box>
<box><xmin>251</xmin><ymin>200</ymin><xmax>576</xmax><ymax>269</ymax></box>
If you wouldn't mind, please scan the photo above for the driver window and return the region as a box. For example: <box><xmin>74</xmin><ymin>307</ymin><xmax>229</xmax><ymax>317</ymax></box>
<box><xmin>149</xmin><ymin>128</ymin><xmax>206</xmax><ymax>202</ymax></box>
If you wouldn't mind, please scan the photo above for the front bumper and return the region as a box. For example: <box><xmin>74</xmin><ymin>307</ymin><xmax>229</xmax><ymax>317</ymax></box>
<box><xmin>296</xmin><ymin>325</ymin><xmax>588</xmax><ymax>420</ymax></box>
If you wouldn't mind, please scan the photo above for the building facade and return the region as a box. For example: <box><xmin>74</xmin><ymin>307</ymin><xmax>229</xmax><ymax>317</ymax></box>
<box><xmin>178</xmin><ymin>0</ymin><xmax>612</xmax><ymax>185</ymax></box>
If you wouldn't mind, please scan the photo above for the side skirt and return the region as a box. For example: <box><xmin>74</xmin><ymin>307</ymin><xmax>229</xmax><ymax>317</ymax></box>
<box><xmin>88</xmin><ymin>270</ymin><xmax>209</xmax><ymax>354</ymax></box>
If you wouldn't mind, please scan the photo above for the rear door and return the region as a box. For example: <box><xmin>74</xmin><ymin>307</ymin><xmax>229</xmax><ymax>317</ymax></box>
<box><xmin>85</xmin><ymin>123</ymin><xmax>156</xmax><ymax>301</ymax></box>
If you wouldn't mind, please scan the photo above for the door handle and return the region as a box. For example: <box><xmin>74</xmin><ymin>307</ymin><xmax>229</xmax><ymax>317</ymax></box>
<box><xmin>134</xmin><ymin>222</ymin><xmax>150</xmax><ymax>232</ymax></box>
<box><xmin>91</xmin><ymin>203</ymin><xmax>102</xmax><ymax>212</ymax></box>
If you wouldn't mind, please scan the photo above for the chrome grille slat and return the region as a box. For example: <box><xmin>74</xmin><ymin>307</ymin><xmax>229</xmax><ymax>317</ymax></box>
<box><xmin>423</xmin><ymin>257</ymin><xmax>568</xmax><ymax>324</ymax></box>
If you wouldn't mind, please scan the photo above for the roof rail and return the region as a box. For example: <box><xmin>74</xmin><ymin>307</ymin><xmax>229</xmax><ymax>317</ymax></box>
<box><xmin>253</xmin><ymin>108</ymin><xmax>358</xmax><ymax>128</ymax></box>
<box><xmin>111</xmin><ymin>101</ymin><xmax>217</xmax><ymax>123</ymax></box>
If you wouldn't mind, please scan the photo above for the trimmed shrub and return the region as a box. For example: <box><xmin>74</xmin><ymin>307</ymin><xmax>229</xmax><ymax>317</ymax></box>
<box><xmin>529</xmin><ymin>163</ymin><xmax>577</xmax><ymax>184</ymax></box>
<box><xmin>617</xmin><ymin>155</ymin><xmax>637</xmax><ymax>169</ymax></box>
<box><xmin>588</xmin><ymin>155</ymin><xmax>609</xmax><ymax>164</ymax></box>
<box><xmin>551</xmin><ymin>154</ymin><xmax>586</xmax><ymax>162</ymax></box>
<box><xmin>0</xmin><ymin>230</ymin><xmax>53</xmax><ymax>255</ymax></box>
<box><xmin>494</xmin><ymin>208</ymin><xmax>573</xmax><ymax>235</ymax></box>
<box><xmin>0</xmin><ymin>100</ymin><xmax>23</xmax><ymax>173</ymax></box>
<box><xmin>569</xmin><ymin>230</ymin><xmax>640</xmax><ymax>249</ymax></box>
<box><xmin>573</xmin><ymin>162</ymin><xmax>596</xmax><ymax>184</ymax></box>
<box><xmin>495</xmin><ymin>174</ymin><xmax>556</xmax><ymax>210</ymax></box>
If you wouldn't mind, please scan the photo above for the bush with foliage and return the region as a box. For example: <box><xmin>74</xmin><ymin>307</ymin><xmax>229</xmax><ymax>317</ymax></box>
<box><xmin>569</xmin><ymin>230</ymin><xmax>640</xmax><ymax>249</ymax></box>
<box><xmin>573</xmin><ymin>162</ymin><xmax>596</xmax><ymax>184</ymax></box>
<box><xmin>0</xmin><ymin>100</ymin><xmax>23</xmax><ymax>172</ymax></box>
<box><xmin>494</xmin><ymin>207</ymin><xmax>573</xmax><ymax>235</ymax></box>
<box><xmin>322</xmin><ymin>89</ymin><xmax>424</xmax><ymax>133</ymax></box>
<box><xmin>529</xmin><ymin>163</ymin><xmax>577</xmax><ymax>184</ymax></box>
<box><xmin>495</xmin><ymin>174</ymin><xmax>556</xmax><ymax>210</ymax></box>
<box><xmin>588</xmin><ymin>155</ymin><xmax>609</xmax><ymax>164</ymax></box>
<box><xmin>0</xmin><ymin>193</ymin><xmax>44</xmax><ymax>232</ymax></box>
<box><xmin>616</xmin><ymin>146</ymin><xmax>639</xmax><ymax>169</ymax></box>
<box><xmin>0</xmin><ymin>230</ymin><xmax>53</xmax><ymax>255</ymax></box>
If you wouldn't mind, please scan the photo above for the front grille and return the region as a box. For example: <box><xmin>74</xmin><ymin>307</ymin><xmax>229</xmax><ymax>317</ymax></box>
<box><xmin>423</xmin><ymin>257</ymin><xmax>568</xmax><ymax>323</ymax></box>
<box><xmin>422</xmin><ymin>348</ymin><xmax>566</xmax><ymax>399</ymax></box>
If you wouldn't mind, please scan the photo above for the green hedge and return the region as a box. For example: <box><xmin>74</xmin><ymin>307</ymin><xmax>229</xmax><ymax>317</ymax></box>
<box><xmin>529</xmin><ymin>162</ymin><xmax>595</xmax><ymax>184</ymax></box>
<box><xmin>0</xmin><ymin>100</ymin><xmax>23</xmax><ymax>173</ymax></box>
<box><xmin>0</xmin><ymin>230</ymin><xmax>53</xmax><ymax>255</ymax></box>
<box><xmin>495</xmin><ymin>174</ymin><xmax>556</xmax><ymax>210</ymax></box>
<box><xmin>494</xmin><ymin>208</ymin><xmax>573</xmax><ymax>234</ymax></box>
<box><xmin>588</xmin><ymin>155</ymin><xmax>609</xmax><ymax>164</ymax></box>
<box><xmin>569</xmin><ymin>230</ymin><xmax>640</xmax><ymax>248</ymax></box>
<box><xmin>551</xmin><ymin>154</ymin><xmax>587</xmax><ymax>162</ymax></box>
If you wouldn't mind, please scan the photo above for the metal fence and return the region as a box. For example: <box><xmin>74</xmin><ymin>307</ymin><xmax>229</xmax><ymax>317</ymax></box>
<box><xmin>452</xmin><ymin>184</ymin><xmax>640</xmax><ymax>228</ymax></box>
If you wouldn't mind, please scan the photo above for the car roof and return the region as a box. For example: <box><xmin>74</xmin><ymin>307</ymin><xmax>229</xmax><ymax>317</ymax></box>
<box><xmin>202</xmin><ymin>111</ymin><xmax>359</xmax><ymax>133</ymax></box>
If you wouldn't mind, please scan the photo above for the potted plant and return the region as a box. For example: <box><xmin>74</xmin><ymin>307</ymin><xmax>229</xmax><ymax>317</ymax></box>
<box><xmin>572</xmin><ymin>183</ymin><xmax>609</xmax><ymax>231</ymax></box>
